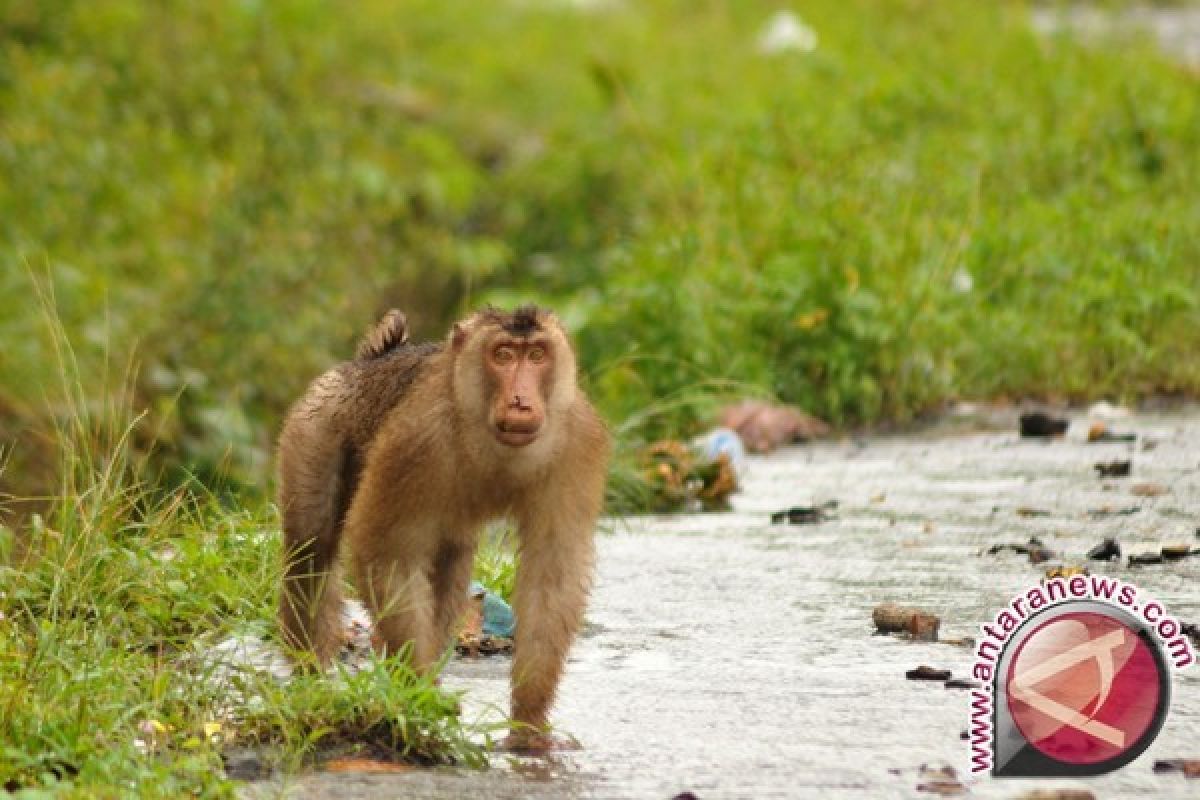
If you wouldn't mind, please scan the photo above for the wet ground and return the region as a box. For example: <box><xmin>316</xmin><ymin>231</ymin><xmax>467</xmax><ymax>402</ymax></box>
<box><xmin>257</xmin><ymin>408</ymin><xmax>1200</xmax><ymax>799</ymax></box>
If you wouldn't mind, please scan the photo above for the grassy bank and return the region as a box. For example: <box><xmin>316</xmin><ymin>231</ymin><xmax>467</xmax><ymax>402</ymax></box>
<box><xmin>0</xmin><ymin>334</ymin><xmax>487</xmax><ymax>795</ymax></box>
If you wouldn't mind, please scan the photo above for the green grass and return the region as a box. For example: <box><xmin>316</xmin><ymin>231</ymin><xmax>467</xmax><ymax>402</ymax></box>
<box><xmin>3</xmin><ymin>0</ymin><xmax>1200</xmax><ymax>499</ymax></box>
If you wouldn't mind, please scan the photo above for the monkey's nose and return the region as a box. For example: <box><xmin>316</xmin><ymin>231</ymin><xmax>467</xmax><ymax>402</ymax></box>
<box><xmin>510</xmin><ymin>394</ymin><xmax>532</xmax><ymax>411</ymax></box>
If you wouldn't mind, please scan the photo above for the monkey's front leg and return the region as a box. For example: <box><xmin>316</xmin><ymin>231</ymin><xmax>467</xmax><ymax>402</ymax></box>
<box><xmin>506</xmin><ymin>507</ymin><xmax>596</xmax><ymax>746</ymax></box>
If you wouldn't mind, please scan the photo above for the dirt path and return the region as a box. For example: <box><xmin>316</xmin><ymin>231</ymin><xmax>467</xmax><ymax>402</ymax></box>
<box><xmin>261</xmin><ymin>410</ymin><xmax>1199</xmax><ymax>799</ymax></box>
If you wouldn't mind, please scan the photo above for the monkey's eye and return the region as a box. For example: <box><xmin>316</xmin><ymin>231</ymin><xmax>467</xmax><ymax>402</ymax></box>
<box><xmin>527</xmin><ymin>345</ymin><xmax>547</xmax><ymax>363</ymax></box>
<box><xmin>493</xmin><ymin>346</ymin><xmax>517</xmax><ymax>365</ymax></box>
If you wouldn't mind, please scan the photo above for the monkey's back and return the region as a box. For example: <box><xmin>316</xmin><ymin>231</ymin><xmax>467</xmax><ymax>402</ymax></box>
<box><xmin>333</xmin><ymin>341</ymin><xmax>444</xmax><ymax>450</ymax></box>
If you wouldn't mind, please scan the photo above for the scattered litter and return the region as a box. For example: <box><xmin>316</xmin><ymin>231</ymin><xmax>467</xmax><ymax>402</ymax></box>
<box><xmin>873</xmin><ymin>603</ymin><xmax>940</xmax><ymax>641</ymax></box>
<box><xmin>1162</xmin><ymin>544</ymin><xmax>1196</xmax><ymax>561</ymax></box>
<box><xmin>641</xmin><ymin>440</ymin><xmax>738</xmax><ymax>512</ymax></box>
<box><xmin>699</xmin><ymin>427</ymin><xmax>746</xmax><ymax>473</ymax></box>
<box><xmin>1044</xmin><ymin>565</ymin><xmax>1088</xmax><ymax>579</ymax></box>
<box><xmin>770</xmin><ymin>501</ymin><xmax>837</xmax><ymax>525</ymax></box>
<box><xmin>1152</xmin><ymin>759</ymin><xmax>1200</xmax><ymax>777</ymax></box>
<box><xmin>943</xmin><ymin>678</ymin><xmax>981</xmax><ymax>690</ymax></box>
<box><xmin>1016</xmin><ymin>507</ymin><xmax>1052</xmax><ymax>517</ymax></box>
<box><xmin>1094</xmin><ymin>460</ymin><xmax>1131</xmax><ymax>477</ymax></box>
<box><xmin>756</xmin><ymin>10</ymin><xmax>818</xmax><ymax>54</ymax></box>
<box><xmin>986</xmin><ymin>536</ymin><xmax>1044</xmax><ymax>556</ymax></box>
<box><xmin>1019</xmin><ymin>411</ymin><xmax>1068</xmax><ymax>438</ymax></box>
<box><xmin>915</xmin><ymin>764</ymin><xmax>966</xmax><ymax>795</ymax></box>
<box><xmin>1131</xmin><ymin>482</ymin><xmax>1168</xmax><ymax>497</ymax></box>
<box><xmin>906</xmin><ymin>666</ymin><xmax>952</xmax><ymax>681</ymax></box>
<box><xmin>1087</xmin><ymin>505</ymin><xmax>1140</xmax><ymax>518</ymax></box>
<box><xmin>719</xmin><ymin>400</ymin><xmax>829</xmax><ymax>453</ymax></box>
<box><xmin>1087</xmin><ymin>401</ymin><xmax>1132</xmax><ymax>420</ymax></box>
<box><xmin>1086</xmin><ymin>538</ymin><xmax>1121</xmax><ymax>561</ymax></box>
<box><xmin>1028</xmin><ymin>546</ymin><xmax>1058</xmax><ymax>565</ymax></box>
<box><xmin>986</xmin><ymin>537</ymin><xmax>1057</xmax><ymax>564</ymax></box>
<box><xmin>456</xmin><ymin>633</ymin><xmax>514</xmax><ymax>658</ymax></box>
<box><xmin>1017</xmin><ymin>790</ymin><xmax>1097</xmax><ymax>800</ymax></box>
<box><xmin>1129</xmin><ymin>545</ymin><xmax>1198</xmax><ymax>567</ymax></box>
<box><xmin>456</xmin><ymin>582</ymin><xmax>515</xmax><ymax>656</ymax></box>
<box><xmin>1182</xmin><ymin>623</ymin><xmax>1199</xmax><ymax>648</ymax></box>
<box><xmin>1087</xmin><ymin>422</ymin><xmax>1136</xmax><ymax>443</ymax></box>
<box><xmin>471</xmin><ymin>581</ymin><xmax>515</xmax><ymax>637</ymax></box>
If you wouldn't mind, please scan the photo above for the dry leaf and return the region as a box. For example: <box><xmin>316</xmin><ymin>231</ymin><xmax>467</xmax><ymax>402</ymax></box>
<box><xmin>324</xmin><ymin>758</ymin><xmax>413</xmax><ymax>774</ymax></box>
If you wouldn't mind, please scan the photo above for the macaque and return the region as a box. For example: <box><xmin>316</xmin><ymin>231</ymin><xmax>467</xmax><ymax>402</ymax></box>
<box><xmin>277</xmin><ymin>305</ymin><xmax>610</xmax><ymax>742</ymax></box>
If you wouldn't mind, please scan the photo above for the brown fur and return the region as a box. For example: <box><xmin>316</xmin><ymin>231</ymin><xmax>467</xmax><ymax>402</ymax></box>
<box><xmin>277</xmin><ymin>306</ymin><xmax>610</xmax><ymax>731</ymax></box>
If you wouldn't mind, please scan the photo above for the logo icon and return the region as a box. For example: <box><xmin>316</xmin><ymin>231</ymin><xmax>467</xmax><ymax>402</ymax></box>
<box><xmin>993</xmin><ymin>602</ymin><xmax>1170</xmax><ymax>776</ymax></box>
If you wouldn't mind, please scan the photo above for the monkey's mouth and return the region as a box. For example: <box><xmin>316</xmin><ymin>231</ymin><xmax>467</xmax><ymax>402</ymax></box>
<box><xmin>494</xmin><ymin>421</ymin><xmax>541</xmax><ymax>447</ymax></box>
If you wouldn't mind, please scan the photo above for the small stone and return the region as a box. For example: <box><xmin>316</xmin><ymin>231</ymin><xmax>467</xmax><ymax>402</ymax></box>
<box><xmin>1020</xmin><ymin>412</ymin><xmax>1068</xmax><ymax>437</ymax></box>
<box><xmin>943</xmin><ymin>678</ymin><xmax>981</xmax><ymax>690</ymax></box>
<box><xmin>906</xmin><ymin>665</ymin><xmax>952</xmax><ymax>681</ymax></box>
<box><xmin>1028</xmin><ymin>547</ymin><xmax>1058</xmax><ymax>565</ymax></box>
<box><xmin>1161</xmin><ymin>544</ymin><xmax>1194</xmax><ymax>561</ymax></box>
<box><xmin>1086</xmin><ymin>538</ymin><xmax>1121</xmax><ymax>561</ymax></box>
<box><xmin>222</xmin><ymin>748</ymin><xmax>273</xmax><ymax>782</ymax></box>
<box><xmin>873</xmin><ymin>604</ymin><xmax>940</xmax><ymax>641</ymax></box>
<box><xmin>1129</xmin><ymin>552</ymin><xmax>1164</xmax><ymax>566</ymax></box>
<box><xmin>1131</xmin><ymin>482</ymin><xmax>1168</xmax><ymax>497</ymax></box>
<box><xmin>1152</xmin><ymin>758</ymin><xmax>1200</xmax><ymax>777</ymax></box>
<box><xmin>1093</xmin><ymin>460</ymin><xmax>1131</xmax><ymax>477</ymax></box>
<box><xmin>770</xmin><ymin>502</ymin><xmax>836</xmax><ymax>525</ymax></box>
<box><xmin>1017</xmin><ymin>790</ymin><xmax>1097</xmax><ymax>800</ymax></box>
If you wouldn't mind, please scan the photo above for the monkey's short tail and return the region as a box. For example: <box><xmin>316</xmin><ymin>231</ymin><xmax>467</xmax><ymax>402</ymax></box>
<box><xmin>356</xmin><ymin>309</ymin><xmax>409</xmax><ymax>360</ymax></box>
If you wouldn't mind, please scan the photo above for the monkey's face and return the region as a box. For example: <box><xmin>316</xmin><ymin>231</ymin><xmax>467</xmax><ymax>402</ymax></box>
<box><xmin>484</xmin><ymin>333</ymin><xmax>554</xmax><ymax>448</ymax></box>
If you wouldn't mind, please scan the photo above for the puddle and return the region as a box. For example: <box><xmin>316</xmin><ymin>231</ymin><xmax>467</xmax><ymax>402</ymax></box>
<box><xmin>251</xmin><ymin>412</ymin><xmax>1199</xmax><ymax>799</ymax></box>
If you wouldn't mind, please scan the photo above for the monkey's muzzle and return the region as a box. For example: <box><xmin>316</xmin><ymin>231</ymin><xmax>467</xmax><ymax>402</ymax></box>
<box><xmin>494</xmin><ymin>419</ymin><xmax>541</xmax><ymax>447</ymax></box>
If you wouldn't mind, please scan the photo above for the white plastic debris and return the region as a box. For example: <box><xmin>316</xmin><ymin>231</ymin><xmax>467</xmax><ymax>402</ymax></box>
<box><xmin>757</xmin><ymin>10</ymin><xmax>818</xmax><ymax>54</ymax></box>
<box><xmin>699</xmin><ymin>427</ymin><xmax>748</xmax><ymax>474</ymax></box>
<box><xmin>951</xmin><ymin>267</ymin><xmax>974</xmax><ymax>294</ymax></box>
<box><xmin>1087</xmin><ymin>401</ymin><xmax>1133</xmax><ymax>420</ymax></box>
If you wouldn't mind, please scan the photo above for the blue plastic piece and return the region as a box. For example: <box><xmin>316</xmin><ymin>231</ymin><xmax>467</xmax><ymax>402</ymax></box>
<box><xmin>469</xmin><ymin>580</ymin><xmax>516</xmax><ymax>637</ymax></box>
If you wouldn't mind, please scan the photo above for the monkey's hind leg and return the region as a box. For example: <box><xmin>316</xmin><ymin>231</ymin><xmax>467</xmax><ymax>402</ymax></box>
<box><xmin>277</xmin><ymin>415</ymin><xmax>355</xmax><ymax>668</ymax></box>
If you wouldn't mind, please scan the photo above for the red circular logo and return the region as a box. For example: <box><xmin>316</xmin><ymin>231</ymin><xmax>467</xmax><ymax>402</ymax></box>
<box><xmin>1005</xmin><ymin>611</ymin><xmax>1162</xmax><ymax>766</ymax></box>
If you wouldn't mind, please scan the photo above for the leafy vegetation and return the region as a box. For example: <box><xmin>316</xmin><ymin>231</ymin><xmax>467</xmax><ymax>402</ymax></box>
<box><xmin>3</xmin><ymin>0</ymin><xmax>1200</xmax><ymax>793</ymax></box>
<box><xmin>4</xmin><ymin>0</ymin><xmax>1200</xmax><ymax>499</ymax></box>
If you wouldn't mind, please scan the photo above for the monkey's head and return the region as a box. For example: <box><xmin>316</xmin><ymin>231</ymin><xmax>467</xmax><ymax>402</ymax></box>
<box><xmin>450</xmin><ymin>305</ymin><xmax>578</xmax><ymax>451</ymax></box>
